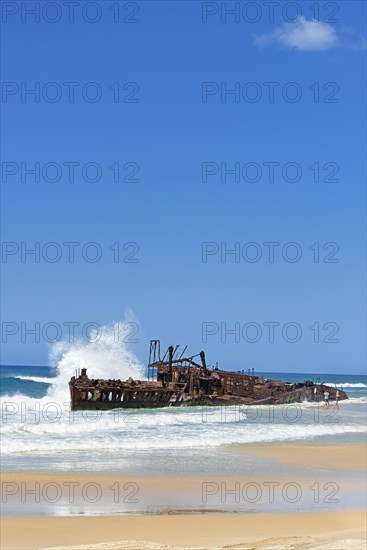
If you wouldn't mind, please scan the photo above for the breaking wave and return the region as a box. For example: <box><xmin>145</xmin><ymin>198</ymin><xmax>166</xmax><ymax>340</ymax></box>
<box><xmin>323</xmin><ymin>382</ymin><xmax>366</xmax><ymax>388</ymax></box>
<box><xmin>1</xmin><ymin>323</ymin><xmax>366</xmax><ymax>465</ymax></box>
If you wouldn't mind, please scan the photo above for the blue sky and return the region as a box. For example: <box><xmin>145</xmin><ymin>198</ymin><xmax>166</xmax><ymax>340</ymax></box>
<box><xmin>1</xmin><ymin>1</ymin><xmax>366</xmax><ymax>374</ymax></box>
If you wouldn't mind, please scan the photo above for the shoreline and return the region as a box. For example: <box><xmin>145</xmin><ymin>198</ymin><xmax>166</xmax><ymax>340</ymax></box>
<box><xmin>2</xmin><ymin>441</ymin><xmax>366</xmax><ymax>476</ymax></box>
<box><xmin>1</xmin><ymin>442</ymin><xmax>366</xmax><ymax>549</ymax></box>
<box><xmin>2</xmin><ymin>443</ymin><xmax>366</xmax><ymax>518</ymax></box>
<box><xmin>231</xmin><ymin>441</ymin><xmax>367</xmax><ymax>471</ymax></box>
<box><xmin>2</xmin><ymin>440</ymin><xmax>366</xmax><ymax>475</ymax></box>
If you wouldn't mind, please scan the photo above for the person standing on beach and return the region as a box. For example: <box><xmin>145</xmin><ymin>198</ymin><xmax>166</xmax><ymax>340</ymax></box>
<box><xmin>323</xmin><ymin>390</ymin><xmax>330</xmax><ymax>409</ymax></box>
<box><xmin>335</xmin><ymin>389</ymin><xmax>340</xmax><ymax>410</ymax></box>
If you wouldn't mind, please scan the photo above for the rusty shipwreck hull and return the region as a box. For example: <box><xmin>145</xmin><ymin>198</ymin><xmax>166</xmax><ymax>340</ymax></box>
<box><xmin>69</xmin><ymin>379</ymin><xmax>187</xmax><ymax>411</ymax></box>
<box><xmin>69</xmin><ymin>340</ymin><xmax>348</xmax><ymax>411</ymax></box>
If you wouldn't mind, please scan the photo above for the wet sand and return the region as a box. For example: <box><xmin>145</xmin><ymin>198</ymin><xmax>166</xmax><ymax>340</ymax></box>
<box><xmin>1</xmin><ymin>442</ymin><xmax>366</xmax><ymax>549</ymax></box>
<box><xmin>233</xmin><ymin>442</ymin><xmax>367</xmax><ymax>471</ymax></box>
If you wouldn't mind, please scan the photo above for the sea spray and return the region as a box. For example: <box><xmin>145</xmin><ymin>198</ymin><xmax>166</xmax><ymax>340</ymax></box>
<box><xmin>48</xmin><ymin>320</ymin><xmax>145</xmax><ymax>404</ymax></box>
<box><xmin>0</xmin><ymin>320</ymin><xmax>145</xmax><ymax>409</ymax></box>
<box><xmin>1</xmin><ymin>331</ymin><xmax>366</xmax><ymax>464</ymax></box>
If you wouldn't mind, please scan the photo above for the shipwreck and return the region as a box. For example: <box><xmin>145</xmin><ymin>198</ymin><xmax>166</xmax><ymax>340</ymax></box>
<box><xmin>69</xmin><ymin>340</ymin><xmax>347</xmax><ymax>411</ymax></box>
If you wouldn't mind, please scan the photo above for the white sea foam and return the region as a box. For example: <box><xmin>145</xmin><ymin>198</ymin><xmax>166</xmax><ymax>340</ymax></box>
<box><xmin>1</xmin><ymin>320</ymin><xmax>366</xmax><ymax>460</ymax></box>
<box><xmin>1</xmin><ymin>396</ymin><xmax>367</xmax><ymax>455</ymax></box>
<box><xmin>1</xmin><ymin>319</ymin><xmax>144</xmax><ymax>406</ymax></box>
<box><xmin>14</xmin><ymin>376</ymin><xmax>55</xmax><ymax>384</ymax></box>
<box><xmin>323</xmin><ymin>382</ymin><xmax>367</xmax><ymax>388</ymax></box>
<box><xmin>2</xmin><ymin>417</ymin><xmax>366</xmax><ymax>454</ymax></box>
<box><xmin>48</xmin><ymin>319</ymin><xmax>144</xmax><ymax>403</ymax></box>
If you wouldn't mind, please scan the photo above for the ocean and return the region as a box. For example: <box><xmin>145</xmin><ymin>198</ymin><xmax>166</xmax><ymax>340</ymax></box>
<box><xmin>1</xmin><ymin>363</ymin><xmax>366</xmax><ymax>474</ymax></box>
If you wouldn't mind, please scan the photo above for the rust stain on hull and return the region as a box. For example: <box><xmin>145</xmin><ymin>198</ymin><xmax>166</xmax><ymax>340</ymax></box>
<box><xmin>69</xmin><ymin>340</ymin><xmax>347</xmax><ymax>411</ymax></box>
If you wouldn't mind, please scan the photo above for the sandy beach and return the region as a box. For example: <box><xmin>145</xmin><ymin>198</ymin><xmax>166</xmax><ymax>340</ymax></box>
<box><xmin>1</xmin><ymin>442</ymin><xmax>366</xmax><ymax>549</ymax></box>
<box><xmin>233</xmin><ymin>442</ymin><xmax>367</xmax><ymax>471</ymax></box>
<box><xmin>2</xmin><ymin>510</ymin><xmax>366</xmax><ymax>549</ymax></box>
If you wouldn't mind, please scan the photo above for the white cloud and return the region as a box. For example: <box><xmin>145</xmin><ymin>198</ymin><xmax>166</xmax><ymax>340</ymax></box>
<box><xmin>255</xmin><ymin>17</ymin><xmax>338</xmax><ymax>51</ymax></box>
